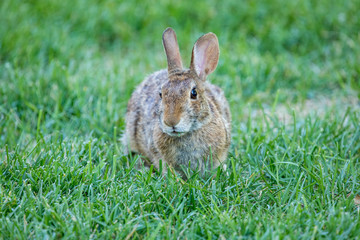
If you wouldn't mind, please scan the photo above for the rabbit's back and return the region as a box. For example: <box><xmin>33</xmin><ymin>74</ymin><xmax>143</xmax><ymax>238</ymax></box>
<box><xmin>206</xmin><ymin>83</ymin><xmax>231</xmax><ymax>127</ymax></box>
<box><xmin>122</xmin><ymin>70</ymin><xmax>167</xmax><ymax>160</ymax></box>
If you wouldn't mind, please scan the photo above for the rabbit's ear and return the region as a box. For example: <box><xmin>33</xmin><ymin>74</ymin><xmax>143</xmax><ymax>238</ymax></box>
<box><xmin>162</xmin><ymin>28</ymin><xmax>183</xmax><ymax>72</ymax></box>
<box><xmin>190</xmin><ymin>33</ymin><xmax>219</xmax><ymax>80</ymax></box>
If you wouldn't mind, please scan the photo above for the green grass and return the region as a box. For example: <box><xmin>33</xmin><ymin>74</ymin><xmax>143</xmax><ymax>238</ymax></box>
<box><xmin>1</xmin><ymin>0</ymin><xmax>360</xmax><ymax>239</ymax></box>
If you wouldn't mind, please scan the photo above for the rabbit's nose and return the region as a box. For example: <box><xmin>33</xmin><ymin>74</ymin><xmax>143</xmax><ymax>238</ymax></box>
<box><xmin>164</xmin><ymin>118</ymin><xmax>180</xmax><ymax>127</ymax></box>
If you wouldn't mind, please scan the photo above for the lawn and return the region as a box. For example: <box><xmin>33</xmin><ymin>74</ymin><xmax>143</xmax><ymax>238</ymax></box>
<box><xmin>1</xmin><ymin>0</ymin><xmax>360</xmax><ymax>239</ymax></box>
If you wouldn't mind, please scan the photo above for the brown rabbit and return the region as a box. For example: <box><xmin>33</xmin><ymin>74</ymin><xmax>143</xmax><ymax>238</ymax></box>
<box><xmin>122</xmin><ymin>27</ymin><xmax>231</xmax><ymax>176</ymax></box>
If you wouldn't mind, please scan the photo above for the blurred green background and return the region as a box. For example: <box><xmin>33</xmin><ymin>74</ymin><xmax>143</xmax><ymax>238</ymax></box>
<box><xmin>1</xmin><ymin>0</ymin><xmax>360</xmax><ymax>146</ymax></box>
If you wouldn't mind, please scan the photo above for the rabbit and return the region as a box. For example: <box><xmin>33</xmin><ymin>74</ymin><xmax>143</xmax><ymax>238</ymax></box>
<box><xmin>122</xmin><ymin>27</ymin><xmax>231</xmax><ymax>177</ymax></box>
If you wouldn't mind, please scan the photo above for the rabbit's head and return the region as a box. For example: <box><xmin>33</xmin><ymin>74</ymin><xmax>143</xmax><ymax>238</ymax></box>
<box><xmin>158</xmin><ymin>28</ymin><xmax>220</xmax><ymax>137</ymax></box>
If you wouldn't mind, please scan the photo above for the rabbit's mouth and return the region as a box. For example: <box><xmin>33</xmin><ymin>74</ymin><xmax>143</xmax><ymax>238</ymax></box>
<box><xmin>160</xmin><ymin>120</ymin><xmax>190</xmax><ymax>137</ymax></box>
<box><xmin>166</xmin><ymin>130</ymin><xmax>186</xmax><ymax>137</ymax></box>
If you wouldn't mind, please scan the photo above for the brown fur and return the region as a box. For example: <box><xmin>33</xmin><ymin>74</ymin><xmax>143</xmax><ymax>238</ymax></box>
<box><xmin>122</xmin><ymin>28</ymin><xmax>231</xmax><ymax>176</ymax></box>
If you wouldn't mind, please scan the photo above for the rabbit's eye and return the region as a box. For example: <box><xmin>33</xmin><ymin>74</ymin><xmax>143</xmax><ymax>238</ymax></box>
<box><xmin>159</xmin><ymin>92</ymin><xmax>162</xmax><ymax>99</ymax></box>
<box><xmin>191</xmin><ymin>88</ymin><xmax>197</xmax><ymax>99</ymax></box>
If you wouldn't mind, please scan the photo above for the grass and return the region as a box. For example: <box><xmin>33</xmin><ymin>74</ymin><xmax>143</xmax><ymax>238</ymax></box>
<box><xmin>1</xmin><ymin>0</ymin><xmax>360</xmax><ymax>238</ymax></box>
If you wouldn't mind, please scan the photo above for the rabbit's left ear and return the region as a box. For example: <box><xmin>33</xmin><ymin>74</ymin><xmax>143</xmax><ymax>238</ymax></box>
<box><xmin>190</xmin><ymin>33</ymin><xmax>219</xmax><ymax>80</ymax></box>
<box><xmin>163</xmin><ymin>28</ymin><xmax>183</xmax><ymax>73</ymax></box>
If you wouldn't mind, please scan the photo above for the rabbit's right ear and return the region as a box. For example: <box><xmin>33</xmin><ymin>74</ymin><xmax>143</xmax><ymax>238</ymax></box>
<box><xmin>162</xmin><ymin>28</ymin><xmax>183</xmax><ymax>73</ymax></box>
<box><xmin>190</xmin><ymin>33</ymin><xmax>219</xmax><ymax>80</ymax></box>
